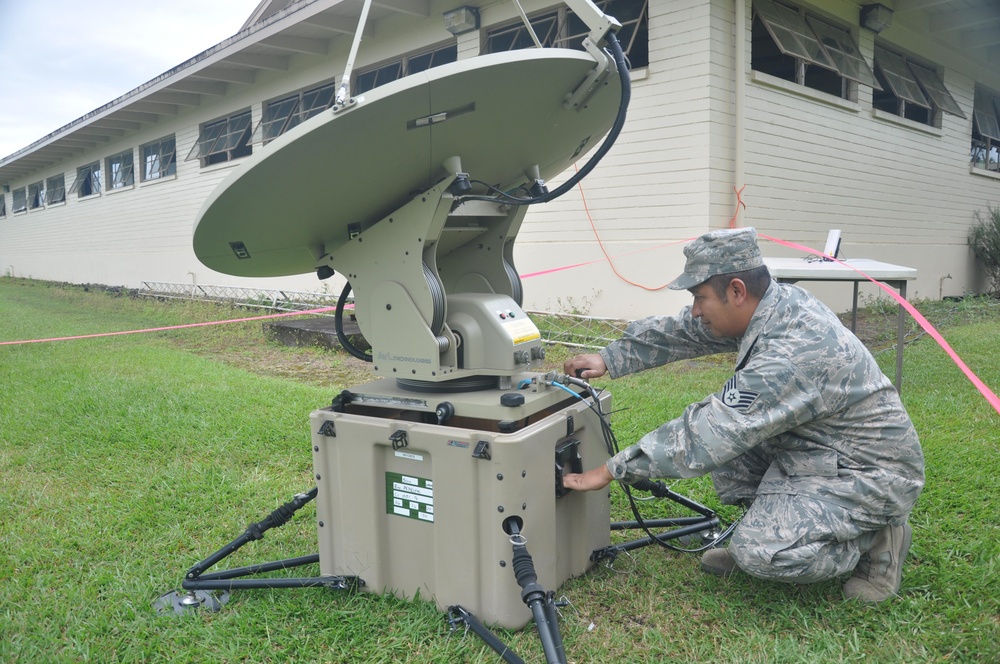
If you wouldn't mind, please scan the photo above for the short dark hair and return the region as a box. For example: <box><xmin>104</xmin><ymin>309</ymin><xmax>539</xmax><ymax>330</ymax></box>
<box><xmin>704</xmin><ymin>265</ymin><xmax>771</xmax><ymax>302</ymax></box>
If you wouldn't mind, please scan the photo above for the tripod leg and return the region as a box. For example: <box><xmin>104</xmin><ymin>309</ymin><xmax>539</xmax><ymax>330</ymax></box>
<box><xmin>446</xmin><ymin>606</ymin><xmax>525</xmax><ymax>664</ymax></box>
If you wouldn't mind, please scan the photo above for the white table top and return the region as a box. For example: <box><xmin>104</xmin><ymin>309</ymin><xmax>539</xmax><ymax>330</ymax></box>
<box><xmin>763</xmin><ymin>257</ymin><xmax>917</xmax><ymax>282</ymax></box>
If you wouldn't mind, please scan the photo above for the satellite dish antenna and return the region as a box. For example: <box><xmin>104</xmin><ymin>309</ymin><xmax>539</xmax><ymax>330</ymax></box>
<box><xmin>195</xmin><ymin>39</ymin><xmax>626</xmax><ymax>387</ymax></box>
<box><xmin>175</xmin><ymin>13</ymin><xmax>729</xmax><ymax>656</ymax></box>
<box><xmin>194</xmin><ymin>50</ymin><xmax>621</xmax><ymax>278</ymax></box>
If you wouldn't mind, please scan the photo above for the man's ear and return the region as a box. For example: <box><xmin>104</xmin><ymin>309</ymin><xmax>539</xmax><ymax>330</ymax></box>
<box><xmin>730</xmin><ymin>278</ymin><xmax>748</xmax><ymax>304</ymax></box>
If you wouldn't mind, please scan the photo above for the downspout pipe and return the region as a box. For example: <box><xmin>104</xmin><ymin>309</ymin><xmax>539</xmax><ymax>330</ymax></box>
<box><xmin>734</xmin><ymin>0</ymin><xmax>747</xmax><ymax>225</ymax></box>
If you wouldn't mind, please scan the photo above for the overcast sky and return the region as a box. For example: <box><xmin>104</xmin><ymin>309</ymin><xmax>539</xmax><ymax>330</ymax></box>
<box><xmin>0</xmin><ymin>0</ymin><xmax>264</xmax><ymax>158</ymax></box>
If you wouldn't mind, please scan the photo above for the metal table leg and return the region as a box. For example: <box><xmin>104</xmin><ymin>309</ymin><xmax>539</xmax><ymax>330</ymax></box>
<box><xmin>895</xmin><ymin>280</ymin><xmax>906</xmax><ymax>392</ymax></box>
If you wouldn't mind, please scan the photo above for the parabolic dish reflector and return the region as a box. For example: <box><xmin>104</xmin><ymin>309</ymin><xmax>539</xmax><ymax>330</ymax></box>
<box><xmin>193</xmin><ymin>49</ymin><xmax>622</xmax><ymax>278</ymax></box>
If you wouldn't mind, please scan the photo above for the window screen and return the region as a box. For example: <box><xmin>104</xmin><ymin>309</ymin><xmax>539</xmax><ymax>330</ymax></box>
<box><xmin>753</xmin><ymin>0</ymin><xmax>836</xmax><ymax>71</ymax></box>
<box><xmin>804</xmin><ymin>16</ymin><xmax>879</xmax><ymax>89</ymax></box>
<box><xmin>353</xmin><ymin>43</ymin><xmax>458</xmax><ymax>95</ymax></box>
<box><xmin>141</xmin><ymin>136</ymin><xmax>177</xmax><ymax>181</ymax></box>
<box><xmin>300</xmin><ymin>82</ymin><xmax>336</xmax><ymax>121</ymax></box>
<box><xmin>875</xmin><ymin>46</ymin><xmax>930</xmax><ymax>109</ymax></box>
<box><xmin>188</xmin><ymin>120</ymin><xmax>228</xmax><ymax>161</ymax></box>
<box><xmin>106</xmin><ymin>150</ymin><xmax>135</xmax><ymax>190</ymax></box>
<box><xmin>70</xmin><ymin>162</ymin><xmax>102</xmax><ymax>197</ymax></box>
<box><xmin>254</xmin><ymin>96</ymin><xmax>299</xmax><ymax>144</ymax></box>
<box><xmin>484</xmin><ymin>0</ymin><xmax>649</xmax><ymax>69</ymax></box>
<box><xmin>12</xmin><ymin>188</ymin><xmax>26</xmax><ymax>213</ymax></box>
<box><xmin>973</xmin><ymin>91</ymin><xmax>1000</xmax><ymax>142</ymax></box>
<box><xmin>28</xmin><ymin>182</ymin><xmax>45</xmax><ymax>209</ymax></box>
<box><xmin>187</xmin><ymin>110</ymin><xmax>253</xmax><ymax>164</ymax></box>
<box><xmin>908</xmin><ymin>62</ymin><xmax>965</xmax><ymax>118</ymax></box>
<box><xmin>45</xmin><ymin>174</ymin><xmax>65</xmax><ymax>205</ymax></box>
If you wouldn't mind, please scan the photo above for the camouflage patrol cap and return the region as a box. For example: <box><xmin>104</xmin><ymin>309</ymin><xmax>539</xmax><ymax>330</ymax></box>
<box><xmin>667</xmin><ymin>227</ymin><xmax>764</xmax><ymax>290</ymax></box>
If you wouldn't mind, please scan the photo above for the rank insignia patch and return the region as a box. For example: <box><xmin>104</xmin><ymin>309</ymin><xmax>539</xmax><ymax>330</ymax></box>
<box><xmin>721</xmin><ymin>375</ymin><xmax>760</xmax><ymax>412</ymax></box>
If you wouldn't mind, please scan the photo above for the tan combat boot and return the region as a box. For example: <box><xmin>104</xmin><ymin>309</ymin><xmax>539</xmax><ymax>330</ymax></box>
<box><xmin>700</xmin><ymin>548</ymin><xmax>740</xmax><ymax>577</ymax></box>
<box><xmin>843</xmin><ymin>522</ymin><xmax>912</xmax><ymax>602</ymax></box>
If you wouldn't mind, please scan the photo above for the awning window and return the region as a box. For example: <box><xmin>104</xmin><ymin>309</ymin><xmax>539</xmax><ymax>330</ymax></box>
<box><xmin>874</xmin><ymin>46</ymin><xmax>930</xmax><ymax>109</ymax></box>
<box><xmin>804</xmin><ymin>15</ymin><xmax>880</xmax><ymax>90</ymax></box>
<box><xmin>754</xmin><ymin>0</ymin><xmax>836</xmax><ymax>72</ymax></box>
<box><xmin>973</xmin><ymin>91</ymin><xmax>1000</xmax><ymax>141</ymax></box>
<box><xmin>908</xmin><ymin>62</ymin><xmax>965</xmax><ymax>118</ymax></box>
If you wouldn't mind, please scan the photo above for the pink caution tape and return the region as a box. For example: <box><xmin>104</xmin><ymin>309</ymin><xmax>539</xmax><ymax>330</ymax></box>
<box><xmin>2</xmin><ymin>228</ymin><xmax>997</xmax><ymax>418</ymax></box>
<box><xmin>759</xmin><ymin>233</ymin><xmax>1000</xmax><ymax>415</ymax></box>
<box><xmin>0</xmin><ymin>306</ymin><xmax>338</xmax><ymax>346</ymax></box>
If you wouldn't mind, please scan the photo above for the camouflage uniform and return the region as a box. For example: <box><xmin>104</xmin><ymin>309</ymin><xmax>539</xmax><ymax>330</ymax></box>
<box><xmin>601</xmin><ymin>260</ymin><xmax>924</xmax><ymax>583</ymax></box>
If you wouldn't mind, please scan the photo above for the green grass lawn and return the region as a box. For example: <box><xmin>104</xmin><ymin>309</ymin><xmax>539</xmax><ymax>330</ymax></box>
<box><xmin>1</xmin><ymin>278</ymin><xmax>998</xmax><ymax>663</ymax></box>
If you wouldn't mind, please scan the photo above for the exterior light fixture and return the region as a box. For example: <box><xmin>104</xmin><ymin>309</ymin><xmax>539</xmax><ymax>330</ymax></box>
<box><xmin>860</xmin><ymin>4</ymin><xmax>893</xmax><ymax>33</ymax></box>
<box><xmin>443</xmin><ymin>5</ymin><xmax>480</xmax><ymax>36</ymax></box>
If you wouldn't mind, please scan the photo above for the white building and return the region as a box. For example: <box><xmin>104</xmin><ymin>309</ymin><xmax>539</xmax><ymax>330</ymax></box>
<box><xmin>1</xmin><ymin>0</ymin><xmax>998</xmax><ymax>319</ymax></box>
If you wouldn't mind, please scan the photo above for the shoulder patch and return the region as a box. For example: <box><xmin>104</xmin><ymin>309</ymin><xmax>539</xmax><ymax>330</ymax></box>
<box><xmin>721</xmin><ymin>374</ymin><xmax>760</xmax><ymax>412</ymax></box>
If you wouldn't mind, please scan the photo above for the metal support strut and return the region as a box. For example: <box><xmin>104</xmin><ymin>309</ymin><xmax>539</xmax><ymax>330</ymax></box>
<box><xmin>153</xmin><ymin>487</ymin><xmax>362</xmax><ymax>615</ymax></box>
<box><xmin>446</xmin><ymin>605</ymin><xmax>526</xmax><ymax>664</ymax></box>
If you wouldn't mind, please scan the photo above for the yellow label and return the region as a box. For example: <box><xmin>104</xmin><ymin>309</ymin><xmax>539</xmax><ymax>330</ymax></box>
<box><xmin>505</xmin><ymin>318</ymin><xmax>541</xmax><ymax>345</ymax></box>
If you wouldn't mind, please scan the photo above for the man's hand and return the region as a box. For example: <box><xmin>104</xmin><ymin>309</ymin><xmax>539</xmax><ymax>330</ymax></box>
<box><xmin>562</xmin><ymin>464</ymin><xmax>614</xmax><ymax>492</ymax></box>
<box><xmin>563</xmin><ymin>353</ymin><xmax>608</xmax><ymax>380</ymax></box>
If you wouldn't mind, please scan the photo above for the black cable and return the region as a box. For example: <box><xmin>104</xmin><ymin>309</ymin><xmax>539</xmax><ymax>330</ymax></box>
<box><xmin>335</xmin><ymin>281</ymin><xmax>372</xmax><ymax>362</ymax></box>
<box><xmin>184</xmin><ymin>488</ymin><xmax>320</xmax><ymax>581</ymax></box>
<box><xmin>509</xmin><ymin>523</ymin><xmax>567</xmax><ymax>664</ymax></box>
<box><xmin>456</xmin><ymin>31</ymin><xmax>631</xmax><ymax>207</ymax></box>
<box><xmin>574</xmin><ymin>378</ymin><xmax>740</xmax><ymax>554</ymax></box>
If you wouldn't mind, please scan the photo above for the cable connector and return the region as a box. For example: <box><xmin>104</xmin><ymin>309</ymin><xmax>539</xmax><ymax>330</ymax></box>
<box><xmin>552</xmin><ymin>373</ymin><xmax>590</xmax><ymax>389</ymax></box>
<box><xmin>519</xmin><ymin>372</ymin><xmax>561</xmax><ymax>393</ymax></box>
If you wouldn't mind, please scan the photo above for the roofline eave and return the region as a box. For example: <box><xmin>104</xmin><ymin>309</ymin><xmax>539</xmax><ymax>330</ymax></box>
<box><xmin>0</xmin><ymin>0</ymin><xmax>336</xmax><ymax>174</ymax></box>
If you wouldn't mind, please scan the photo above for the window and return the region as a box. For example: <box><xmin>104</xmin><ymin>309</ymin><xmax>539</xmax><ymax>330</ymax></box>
<box><xmin>971</xmin><ymin>87</ymin><xmax>1000</xmax><ymax>172</ymax></box>
<box><xmin>0</xmin><ymin>194</ymin><xmax>5</xmax><ymax>218</ymax></box>
<box><xmin>752</xmin><ymin>0</ymin><xmax>877</xmax><ymax>99</ymax></box>
<box><xmin>486</xmin><ymin>10</ymin><xmax>559</xmax><ymax>52</ymax></box>
<box><xmin>186</xmin><ymin>109</ymin><xmax>253</xmax><ymax>166</ymax></box>
<box><xmin>28</xmin><ymin>181</ymin><xmax>45</xmax><ymax>210</ymax></box>
<box><xmin>354</xmin><ymin>60</ymin><xmax>404</xmax><ymax>94</ymax></box>
<box><xmin>140</xmin><ymin>135</ymin><xmax>177</xmax><ymax>182</ymax></box>
<box><xmin>873</xmin><ymin>45</ymin><xmax>964</xmax><ymax>127</ymax></box>
<box><xmin>70</xmin><ymin>162</ymin><xmax>102</xmax><ymax>198</ymax></box>
<box><xmin>45</xmin><ymin>174</ymin><xmax>65</xmax><ymax>205</ymax></box>
<box><xmin>106</xmin><ymin>149</ymin><xmax>135</xmax><ymax>190</ymax></box>
<box><xmin>12</xmin><ymin>187</ymin><xmax>26</xmax><ymax>213</ymax></box>
<box><xmin>354</xmin><ymin>42</ymin><xmax>457</xmax><ymax>95</ymax></box>
<box><xmin>484</xmin><ymin>0</ymin><xmax>649</xmax><ymax>69</ymax></box>
<box><xmin>252</xmin><ymin>82</ymin><xmax>336</xmax><ymax>145</ymax></box>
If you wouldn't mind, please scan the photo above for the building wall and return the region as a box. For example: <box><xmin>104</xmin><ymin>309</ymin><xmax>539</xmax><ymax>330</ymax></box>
<box><xmin>1</xmin><ymin>0</ymin><xmax>998</xmax><ymax>320</ymax></box>
<box><xmin>517</xmin><ymin>0</ymin><xmax>722</xmax><ymax>319</ymax></box>
<box><xmin>522</xmin><ymin>0</ymin><xmax>1000</xmax><ymax>316</ymax></box>
<box><xmin>738</xmin><ymin>0</ymin><xmax>1000</xmax><ymax>308</ymax></box>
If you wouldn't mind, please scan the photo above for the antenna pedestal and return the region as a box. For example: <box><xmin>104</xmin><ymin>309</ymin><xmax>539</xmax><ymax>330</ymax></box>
<box><xmin>316</xmin><ymin>176</ymin><xmax>543</xmax><ymax>384</ymax></box>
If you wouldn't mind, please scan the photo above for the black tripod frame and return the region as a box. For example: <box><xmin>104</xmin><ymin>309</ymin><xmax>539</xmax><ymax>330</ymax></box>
<box><xmin>155</xmin><ymin>476</ymin><xmax>725</xmax><ymax>664</ymax></box>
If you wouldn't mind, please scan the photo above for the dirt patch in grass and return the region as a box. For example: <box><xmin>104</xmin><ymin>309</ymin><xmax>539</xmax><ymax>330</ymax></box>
<box><xmin>166</xmin><ymin>328</ymin><xmax>373</xmax><ymax>390</ymax></box>
<box><xmin>215</xmin><ymin>344</ymin><xmax>374</xmax><ymax>389</ymax></box>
